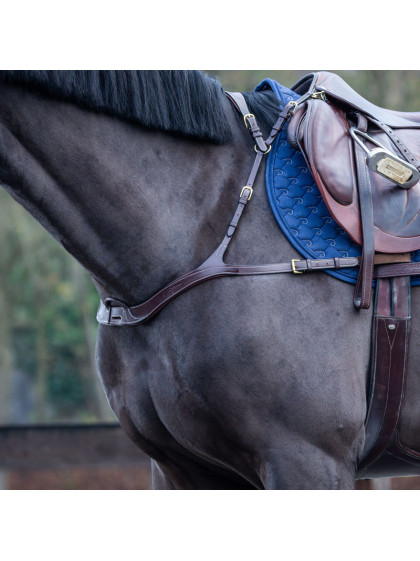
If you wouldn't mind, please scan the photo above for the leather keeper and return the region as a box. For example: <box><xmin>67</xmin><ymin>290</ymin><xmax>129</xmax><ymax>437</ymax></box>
<box><xmin>374</xmin><ymin>253</ymin><xmax>411</xmax><ymax>265</ymax></box>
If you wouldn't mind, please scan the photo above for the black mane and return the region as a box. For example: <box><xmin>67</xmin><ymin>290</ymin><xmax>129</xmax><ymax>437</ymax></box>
<box><xmin>0</xmin><ymin>70</ymin><xmax>281</xmax><ymax>143</ymax></box>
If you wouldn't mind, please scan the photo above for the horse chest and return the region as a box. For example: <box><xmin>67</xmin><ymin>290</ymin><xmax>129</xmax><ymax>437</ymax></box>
<box><xmin>95</xmin><ymin>287</ymin><xmax>369</xmax><ymax>477</ymax></box>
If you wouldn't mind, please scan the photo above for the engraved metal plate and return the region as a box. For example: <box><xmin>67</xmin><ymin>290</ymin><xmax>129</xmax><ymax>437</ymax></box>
<box><xmin>350</xmin><ymin>127</ymin><xmax>420</xmax><ymax>189</ymax></box>
<box><xmin>376</xmin><ymin>156</ymin><xmax>413</xmax><ymax>185</ymax></box>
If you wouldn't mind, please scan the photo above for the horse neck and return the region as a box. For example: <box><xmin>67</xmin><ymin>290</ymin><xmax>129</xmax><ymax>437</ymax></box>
<box><xmin>0</xmin><ymin>82</ymin><xmax>276</xmax><ymax>304</ymax></box>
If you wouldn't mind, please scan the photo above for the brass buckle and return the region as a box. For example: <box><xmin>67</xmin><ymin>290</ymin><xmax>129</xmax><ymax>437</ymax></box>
<box><xmin>311</xmin><ymin>91</ymin><xmax>326</xmax><ymax>101</ymax></box>
<box><xmin>288</xmin><ymin>101</ymin><xmax>298</xmax><ymax>115</ymax></box>
<box><xmin>240</xmin><ymin>186</ymin><xmax>253</xmax><ymax>200</ymax></box>
<box><xmin>243</xmin><ymin>113</ymin><xmax>255</xmax><ymax>129</ymax></box>
<box><xmin>291</xmin><ymin>259</ymin><xmax>303</xmax><ymax>274</ymax></box>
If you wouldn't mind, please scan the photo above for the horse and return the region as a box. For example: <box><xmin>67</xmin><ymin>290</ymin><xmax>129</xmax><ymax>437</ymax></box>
<box><xmin>1</xmin><ymin>70</ymin><xmax>416</xmax><ymax>490</ymax></box>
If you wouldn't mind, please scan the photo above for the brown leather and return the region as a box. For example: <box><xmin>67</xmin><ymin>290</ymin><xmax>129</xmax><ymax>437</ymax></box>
<box><xmin>353</xmin><ymin>114</ymin><xmax>375</xmax><ymax>309</ymax></box>
<box><xmin>96</xmin><ymin>256</ymin><xmax>420</xmax><ymax>325</ymax></box>
<box><xmin>97</xmin><ymin>256</ymin><xmax>362</xmax><ymax>325</ymax></box>
<box><xmin>225</xmin><ymin>92</ymin><xmax>268</xmax><ymax>153</ymax></box>
<box><xmin>374</xmin><ymin>252</ymin><xmax>410</xmax><ymax>265</ymax></box>
<box><xmin>357</xmin><ymin>277</ymin><xmax>413</xmax><ymax>478</ymax></box>
<box><xmin>287</xmin><ymin>71</ymin><xmax>420</xmax><ymax>255</ymax></box>
<box><xmin>292</xmin><ymin>72</ymin><xmax>420</xmax><ymax>129</ymax></box>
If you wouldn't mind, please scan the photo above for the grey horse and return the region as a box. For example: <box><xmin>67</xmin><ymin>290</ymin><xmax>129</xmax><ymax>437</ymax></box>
<box><xmin>2</xmin><ymin>70</ymin><xmax>417</xmax><ymax>489</ymax></box>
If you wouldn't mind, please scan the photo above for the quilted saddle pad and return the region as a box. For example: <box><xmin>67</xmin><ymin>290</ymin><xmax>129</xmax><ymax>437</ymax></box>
<box><xmin>255</xmin><ymin>78</ymin><xmax>420</xmax><ymax>286</ymax></box>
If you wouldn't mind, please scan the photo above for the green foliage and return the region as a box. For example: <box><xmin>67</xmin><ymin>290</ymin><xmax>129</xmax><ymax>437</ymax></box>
<box><xmin>207</xmin><ymin>70</ymin><xmax>420</xmax><ymax>111</ymax></box>
<box><xmin>0</xmin><ymin>188</ymin><xmax>103</xmax><ymax>423</ymax></box>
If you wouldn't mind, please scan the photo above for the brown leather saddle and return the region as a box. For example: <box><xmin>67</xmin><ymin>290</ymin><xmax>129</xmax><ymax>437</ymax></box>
<box><xmin>287</xmin><ymin>71</ymin><xmax>420</xmax><ymax>309</ymax></box>
<box><xmin>288</xmin><ymin>72</ymin><xmax>420</xmax><ymax>247</ymax></box>
<box><xmin>97</xmin><ymin>72</ymin><xmax>420</xmax><ymax>480</ymax></box>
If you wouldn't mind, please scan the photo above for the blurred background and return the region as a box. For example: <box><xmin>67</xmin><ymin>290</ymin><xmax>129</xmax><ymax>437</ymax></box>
<box><xmin>1</xmin><ymin>70</ymin><xmax>420</xmax><ymax>489</ymax></box>
<box><xmin>208</xmin><ymin>70</ymin><xmax>420</xmax><ymax>111</ymax></box>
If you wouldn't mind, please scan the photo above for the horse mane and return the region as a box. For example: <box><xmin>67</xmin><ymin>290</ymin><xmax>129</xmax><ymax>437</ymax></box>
<box><xmin>0</xmin><ymin>70</ymin><xmax>281</xmax><ymax>144</ymax></box>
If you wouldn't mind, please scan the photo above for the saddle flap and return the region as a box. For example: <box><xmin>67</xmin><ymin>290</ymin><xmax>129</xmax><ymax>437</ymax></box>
<box><xmin>301</xmin><ymin>99</ymin><xmax>356</xmax><ymax>205</ymax></box>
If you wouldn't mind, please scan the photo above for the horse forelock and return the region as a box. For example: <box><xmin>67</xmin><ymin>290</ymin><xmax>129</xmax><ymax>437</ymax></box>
<box><xmin>0</xmin><ymin>70</ymin><xmax>238</xmax><ymax>144</ymax></box>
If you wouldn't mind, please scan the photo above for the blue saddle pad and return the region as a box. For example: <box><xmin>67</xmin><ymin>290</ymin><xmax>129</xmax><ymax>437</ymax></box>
<box><xmin>255</xmin><ymin>78</ymin><xmax>420</xmax><ymax>286</ymax></box>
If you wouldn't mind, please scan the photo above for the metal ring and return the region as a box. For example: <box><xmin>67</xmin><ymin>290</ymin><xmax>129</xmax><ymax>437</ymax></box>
<box><xmin>254</xmin><ymin>144</ymin><xmax>272</xmax><ymax>154</ymax></box>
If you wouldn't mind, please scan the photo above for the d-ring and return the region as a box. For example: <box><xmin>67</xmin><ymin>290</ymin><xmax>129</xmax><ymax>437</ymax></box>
<box><xmin>254</xmin><ymin>145</ymin><xmax>272</xmax><ymax>154</ymax></box>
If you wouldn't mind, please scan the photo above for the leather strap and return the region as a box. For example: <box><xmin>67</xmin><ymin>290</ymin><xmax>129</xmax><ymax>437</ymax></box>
<box><xmin>97</xmin><ymin>256</ymin><xmax>362</xmax><ymax>325</ymax></box>
<box><xmin>353</xmin><ymin>114</ymin><xmax>375</xmax><ymax>310</ymax></box>
<box><xmin>358</xmin><ymin>276</ymin><xmax>411</xmax><ymax>472</ymax></box>
<box><xmin>264</xmin><ymin>92</ymin><xmax>312</xmax><ymax>147</ymax></box>
<box><xmin>97</xmin><ymin>254</ymin><xmax>420</xmax><ymax>326</ymax></box>
<box><xmin>372</xmin><ymin>118</ymin><xmax>420</xmax><ymax>170</ymax></box>
<box><xmin>226</xmin><ymin>91</ymin><xmax>268</xmax><ymax>153</ymax></box>
<box><xmin>375</xmin><ymin>261</ymin><xmax>420</xmax><ymax>277</ymax></box>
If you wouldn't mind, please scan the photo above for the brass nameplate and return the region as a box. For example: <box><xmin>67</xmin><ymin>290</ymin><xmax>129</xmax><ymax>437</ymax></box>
<box><xmin>376</xmin><ymin>157</ymin><xmax>413</xmax><ymax>185</ymax></box>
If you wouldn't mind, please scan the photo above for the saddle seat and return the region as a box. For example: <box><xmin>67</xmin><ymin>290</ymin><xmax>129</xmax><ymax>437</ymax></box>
<box><xmin>292</xmin><ymin>72</ymin><xmax>420</xmax><ymax>128</ymax></box>
<box><xmin>386</xmin><ymin>109</ymin><xmax>420</xmax><ymax>124</ymax></box>
<box><xmin>287</xmin><ymin>71</ymin><xmax>420</xmax><ymax>254</ymax></box>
